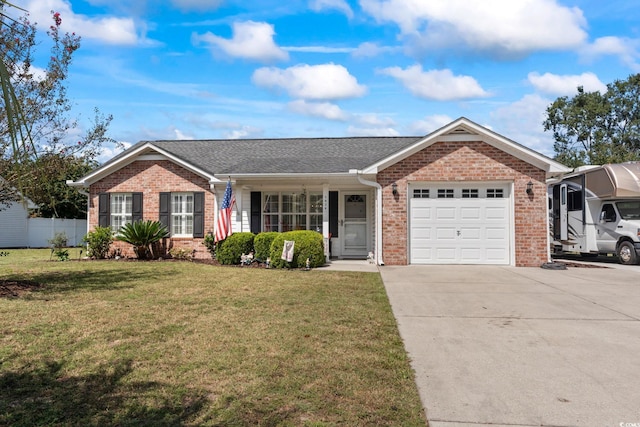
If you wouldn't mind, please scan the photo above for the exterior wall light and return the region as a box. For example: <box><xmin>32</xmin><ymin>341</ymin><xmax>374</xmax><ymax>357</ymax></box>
<box><xmin>526</xmin><ymin>180</ymin><xmax>534</xmax><ymax>195</ymax></box>
<box><xmin>392</xmin><ymin>183</ymin><xmax>398</xmax><ymax>196</ymax></box>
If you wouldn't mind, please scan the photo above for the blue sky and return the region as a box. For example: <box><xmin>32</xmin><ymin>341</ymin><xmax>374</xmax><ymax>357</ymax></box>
<box><xmin>12</xmin><ymin>0</ymin><xmax>640</xmax><ymax>162</ymax></box>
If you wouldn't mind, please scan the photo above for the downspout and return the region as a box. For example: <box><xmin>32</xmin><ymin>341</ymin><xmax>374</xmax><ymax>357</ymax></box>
<box><xmin>352</xmin><ymin>170</ymin><xmax>384</xmax><ymax>266</ymax></box>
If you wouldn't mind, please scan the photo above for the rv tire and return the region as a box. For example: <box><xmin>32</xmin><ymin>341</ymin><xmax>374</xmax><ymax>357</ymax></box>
<box><xmin>616</xmin><ymin>241</ymin><xmax>638</xmax><ymax>265</ymax></box>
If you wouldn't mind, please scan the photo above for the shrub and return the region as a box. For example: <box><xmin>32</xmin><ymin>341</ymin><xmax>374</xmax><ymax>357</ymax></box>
<box><xmin>203</xmin><ymin>233</ymin><xmax>216</xmax><ymax>258</ymax></box>
<box><xmin>117</xmin><ymin>220</ymin><xmax>169</xmax><ymax>260</ymax></box>
<box><xmin>169</xmin><ymin>247</ymin><xmax>193</xmax><ymax>261</ymax></box>
<box><xmin>253</xmin><ymin>232</ymin><xmax>279</xmax><ymax>261</ymax></box>
<box><xmin>83</xmin><ymin>227</ymin><xmax>113</xmax><ymax>259</ymax></box>
<box><xmin>48</xmin><ymin>232</ymin><xmax>68</xmax><ymax>249</ymax></box>
<box><xmin>269</xmin><ymin>231</ymin><xmax>325</xmax><ymax>269</ymax></box>
<box><xmin>216</xmin><ymin>232</ymin><xmax>255</xmax><ymax>265</ymax></box>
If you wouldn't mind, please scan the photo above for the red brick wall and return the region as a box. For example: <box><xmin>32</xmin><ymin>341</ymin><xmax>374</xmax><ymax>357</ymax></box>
<box><xmin>378</xmin><ymin>141</ymin><xmax>548</xmax><ymax>267</ymax></box>
<box><xmin>88</xmin><ymin>160</ymin><xmax>214</xmax><ymax>259</ymax></box>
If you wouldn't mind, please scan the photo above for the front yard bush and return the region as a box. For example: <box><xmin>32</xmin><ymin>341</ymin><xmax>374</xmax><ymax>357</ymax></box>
<box><xmin>117</xmin><ymin>220</ymin><xmax>169</xmax><ymax>260</ymax></box>
<box><xmin>269</xmin><ymin>230</ymin><xmax>325</xmax><ymax>269</ymax></box>
<box><xmin>83</xmin><ymin>226</ymin><xmax>113</xmax><ymax>259</ymax></box>
<box><xmin>216</xmin><ymin>232</ymin><xmax>255</xmax><ymax>265</ymax></box>
<box><xmin>253</xmin><ymin>232</ymin><xmax>279</xmax><ymax>261</ymax></box>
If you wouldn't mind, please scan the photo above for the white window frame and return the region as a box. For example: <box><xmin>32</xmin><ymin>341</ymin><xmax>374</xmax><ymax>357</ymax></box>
<box><xmin>110</xmin><ymin>193</ymin><xmax>132</xmax><ymax>232</ymax></box>
<box><xmin>262</xmin><ymin>191</ymin><xmax>323</xmax><ymax>232</ymax></box>
<box><xmin>171</xmin><ymin>193</ymin><xmax>194</xmax><ymax>237</ymax></box>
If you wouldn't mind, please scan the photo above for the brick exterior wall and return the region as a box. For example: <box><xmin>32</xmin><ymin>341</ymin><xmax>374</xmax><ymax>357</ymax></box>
<box><xmin>88</xmin><ymin>160</ymin><xmax>215</xmax><ymax>259</ymax></box>
<box><xmin>378</xmin><ymin>141</ymin><xmax>548</xmax><ymax>267</ymax></box>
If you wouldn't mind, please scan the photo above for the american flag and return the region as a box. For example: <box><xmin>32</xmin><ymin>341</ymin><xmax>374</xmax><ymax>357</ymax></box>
<box><xmin>215</xmin><ymin>180</ymin><xmax>236</xmax><ymax>242</ymax></box>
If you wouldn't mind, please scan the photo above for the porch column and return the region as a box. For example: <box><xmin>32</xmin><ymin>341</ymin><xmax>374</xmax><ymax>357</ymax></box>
<box><xmin>323</xmin><ymin>183</ymin><xmax>329</xmax><ymax>262</ymax></box>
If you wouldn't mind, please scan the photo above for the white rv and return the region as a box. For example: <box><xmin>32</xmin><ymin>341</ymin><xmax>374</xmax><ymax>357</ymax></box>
<box><xmin>549</xmin><ymin>162</ymin><xmax>640</xmax><ymax>265</ymax></box>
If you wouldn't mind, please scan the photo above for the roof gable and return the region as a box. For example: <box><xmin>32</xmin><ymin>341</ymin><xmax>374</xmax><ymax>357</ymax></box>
<box><xmin>362</xmin><ymin>117</ymin><xmax>570</xmax><ymax>176</ymax></box>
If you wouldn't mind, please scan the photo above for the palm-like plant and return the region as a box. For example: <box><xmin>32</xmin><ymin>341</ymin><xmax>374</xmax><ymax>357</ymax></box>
<box><xmin>117</xmin><ymin>220</ymin><xmax>169</xmax><ymax>260</ymax></box>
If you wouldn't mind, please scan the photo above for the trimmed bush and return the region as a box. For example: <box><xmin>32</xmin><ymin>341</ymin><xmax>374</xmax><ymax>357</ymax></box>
<box><xmin>269</xmin><ymin>230</ymin><xmax>325</xmax><ymax>269</ymax></box>
<box><xmin>253</xmin><ymin>232</ymin><xmax>279</xmax><ymax>261</ymax></box>
<box><xmin>216</xmin><ymin>232</ymin><xmax>255</xmax><ymax>265</ymax></box>
<box><xmin>83</xmin><ymin>226</ymin><xmax>113</xmax><ymax>259</ymax></box>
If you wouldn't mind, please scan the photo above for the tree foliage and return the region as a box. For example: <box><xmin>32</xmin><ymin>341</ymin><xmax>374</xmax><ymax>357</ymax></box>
<box><xmin>544</xmin><ymin>74</ymin><xmax>640</xmax><ymax>168</ymax></box>
<box><xmin>0</xmin><ymin>6</ymin><xmax>115</xmax><ymax>213</ymax></box>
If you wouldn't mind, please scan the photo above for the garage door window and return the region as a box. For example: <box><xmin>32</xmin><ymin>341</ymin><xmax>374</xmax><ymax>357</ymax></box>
<box><xmin>413</xmin><ymin>189</ymin><xmax>429</xmax><ymax>198</ymax></box>
<box><xmin>437</xmin><ymin>189</ymin><xmax>454</xmax><ymax>198</ymax></box>
<box><xmin>486</xmin><ymin>189</ymin><xmax>504</xmax><ymax>198</ymax></box>
<box><xmin>462</xmin><ymin>189</ymin><xmax>479</xmax><ymax>198</ymax></box>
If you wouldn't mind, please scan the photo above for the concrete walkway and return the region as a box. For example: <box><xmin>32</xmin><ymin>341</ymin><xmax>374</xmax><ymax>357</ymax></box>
<box><xmin>379</xmin><ymin>264</ymin><xmax>640</xmax><ymax>427</ymax></box>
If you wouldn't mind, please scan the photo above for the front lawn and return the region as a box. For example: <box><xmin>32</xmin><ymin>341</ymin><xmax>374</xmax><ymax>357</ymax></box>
<box><xmin>0</xmin><ymin>249</ymin><xmax>426</xmax><ymax>426</ymax></box>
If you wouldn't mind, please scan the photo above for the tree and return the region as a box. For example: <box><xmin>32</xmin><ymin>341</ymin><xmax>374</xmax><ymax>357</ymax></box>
<box><xmin>0</xmin><ymin>7</ymin><xmax>115</xmax><ymax>211</ymax></box>
<box><xmin>1</xmin><ymin>153</ymin><xmax>97</xmax><ymax>218</ymax></box>
<box><xmin>544</xmin><ymin>74</ymin><xmax>640</xmax><ymax>168</ymax></box>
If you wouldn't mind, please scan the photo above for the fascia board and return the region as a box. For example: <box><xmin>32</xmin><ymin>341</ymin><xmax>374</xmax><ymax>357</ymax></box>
<box><xmin>71</xmin><ymin>143</ymin><xmax>219</xmax><ymax>185</ymax></box>
<box><xmin>362</xmin><ymin>117</ymin><xmax>570</xmax><ymax>176</ymax></box>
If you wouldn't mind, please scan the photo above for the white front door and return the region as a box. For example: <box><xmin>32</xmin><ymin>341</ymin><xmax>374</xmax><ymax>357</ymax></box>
<box><xmin>341</xmin><ymin>193</ymin><xmax>369</xmax><ymax>258</ymax></box>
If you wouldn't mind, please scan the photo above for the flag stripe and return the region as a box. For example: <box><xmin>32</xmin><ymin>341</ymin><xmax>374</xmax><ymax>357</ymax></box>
<box><xmin>215</xmin><ymin>180</ymin><xmax>235</xmax><ymax>242</ymax></box>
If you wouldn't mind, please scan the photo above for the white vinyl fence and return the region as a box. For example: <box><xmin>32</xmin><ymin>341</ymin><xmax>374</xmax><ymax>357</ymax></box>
<box><xmin>27</xmin><ymin>218</ymin><xmax>87</xmax><ymax>248</ymax></box>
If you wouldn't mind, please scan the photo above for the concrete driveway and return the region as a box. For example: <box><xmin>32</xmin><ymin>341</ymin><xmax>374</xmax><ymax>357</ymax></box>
<box><xmin>379</xmin><ymin>264</ymin><xmax>640</xmax><ymax>427</ymax></box>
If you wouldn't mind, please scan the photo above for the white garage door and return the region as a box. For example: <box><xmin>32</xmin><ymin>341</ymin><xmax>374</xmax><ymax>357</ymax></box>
<box><xmin>409</xmin><ymin>183</ymin><xmax>511</xmax><ymax>264</ymax></box>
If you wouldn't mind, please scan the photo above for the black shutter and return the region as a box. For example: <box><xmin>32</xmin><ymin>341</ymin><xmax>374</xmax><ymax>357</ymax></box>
<box><xmin>329</xmin><ymin>191</ymin><xmax>338</xmax><ymax>237</ymax></box>
<box><xmin>193</xmin><ymin>192</ymin><xmax>204</xmax><ymax>238</ymax></box>
<box><xmin>250</xmin><ymin>191</ymin><xmax>262</xmax><ymax>234</ymax></box>
<box><xmin>98</xmin><ymin>193</ymin><xmax>110</xmax><ymax>228</ymax></box>
<box><xmin>132</xmin><ymin>192</ymin><xmax>143</xmax><ymax>222</ymax></box>
<box><xmin>159</xmin><ymin>192</ymin><xmax>171</xmax><ymax>234</ymax></box>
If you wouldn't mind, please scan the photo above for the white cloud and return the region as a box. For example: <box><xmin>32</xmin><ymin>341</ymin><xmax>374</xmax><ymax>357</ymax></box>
<box><xmin>171</xmin><ymin>0</ymin><xmax>224</xmax><ymax>12</ymax></box>
<box><xmin>25</xmin><ymin>0</ymin><xmax>150</xmax><ymax>46</ymax></box>
<box><xmin>409</xmin><ymin>114</ymin><xmax>454</xmax><ymax>135</ymax></box>
<box><xmin>580</xmin><ymin>36</ymin><xmax>640</xmax><ymax>72</ymax></box>
<box><xmin>288</xmin><ymin>100</ymin><xmax>349</xmax><ymax>121</ymax></box>
<box><xmin>379</xmin><ymin>65</ymin><xmax>490</xmax><ymax>101</ymax></box>
<box><xmin>98</xmin><ymin>141</ymin><xmax>131</xmax><ymax>163</ymax></box>
<box><xmin>491</xmin><ymin>93</ymin><xmax>555</xmax><ymax>155</ymax></box>
<box><xmin>194</xmin><ymin>21</ymin><xmax>289</xmax><ymax>62</ymax></box>
<box><xmin>352</xmin><ymin>42</ymin><xmax>400</xmax><ymax>58</ymax></box>
<box><xmin>174</xmin><ymin>129</ymin><xmax>195</xmax><ymax>140</ymax></box>
<box><xmin>222</xmin><ymin>125</ymin><xmax>263</xmax><ymax>140</ymax></box>
<box><xmin>360</xmin><ymin>0</ymin><xmax>587</xmax><ymax>57</ymax></box>
<box><xmin>310</xmin><ymin>0</ymin><xmax>354</xmax><ymax>19</ymax></box>
<box><xmin>354</xmin><ymin>113</ymin><xmax>395</xmax><ymax>127</ymax></box>
<box><xmin>283</xmin><ymin>46</ymin><xmax>354</xmax><ymax>53</ymax></box>
<box><xmin>347</xmin><ymin>126</ymin><xmax>400</xmax><ymax>136</ymax></box>
<box><xmin>252</xmin><ymin>63</ymin><xmax>367</xmax><ymax>100</ymax></box>
<box><xmin>528</xmin><ymin>72</ymin><xmax>607</xmax><ymax>96</ymax></box>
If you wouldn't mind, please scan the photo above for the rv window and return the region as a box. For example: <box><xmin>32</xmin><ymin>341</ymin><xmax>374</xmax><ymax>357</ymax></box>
<box><xmin>616</xmin><ymin>201</ymin><xmax>640</xmax><ymax>220</ymax></box>
<box><xmin>567</xmin><ymin>189</ymin><xmax>583</xmax><ymax>211</ymax></box>
<box><xmin>600</xmin><ymin>204</ymin><xmax>616</xmax><ymax>222</ymax></box>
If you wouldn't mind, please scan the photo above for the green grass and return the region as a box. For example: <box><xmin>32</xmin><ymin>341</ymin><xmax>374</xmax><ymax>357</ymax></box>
<box><xmin>0</xmin><ymin>249</ymin><xmax>426</xmax><ymax>426</ymax></box>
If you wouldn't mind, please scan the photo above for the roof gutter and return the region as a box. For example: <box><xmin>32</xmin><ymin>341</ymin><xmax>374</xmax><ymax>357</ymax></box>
<box><xmin>350</xmin><ymin>169</ymin><xmax>384</xmax><ymax>266</ymax></box>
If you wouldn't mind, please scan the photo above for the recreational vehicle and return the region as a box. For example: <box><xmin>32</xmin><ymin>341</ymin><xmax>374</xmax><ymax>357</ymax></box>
<box><xmin>549</xmin><ymin>162</ymin><xmax>640</xmax><ymax>265</ymax></box>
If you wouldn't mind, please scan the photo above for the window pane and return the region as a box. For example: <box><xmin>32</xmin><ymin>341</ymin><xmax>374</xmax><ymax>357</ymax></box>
<box><xmin>264</xmin><ymin>194</ymin><xmax>279</xmax><ymax>213</ymax></box>
<box><xmin>282</xmin><ymin>214</ymin><xmax>293</xmax><ymax>231</ymax></box>
<box><xmin>309</xmin><ymin>194</ymin><xmax>322</xmax><ymax>213</ymax></box>
<box><xmin>310</xmin><ymin>214</ymin><xmax>322</xmax><ymax>231</ymax></box>
<box><xmin>264</xmin><ymin>214</ymin><xmax>278</xmax><ymax>232</ymax></box>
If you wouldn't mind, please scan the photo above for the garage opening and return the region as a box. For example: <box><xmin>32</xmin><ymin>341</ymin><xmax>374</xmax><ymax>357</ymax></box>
<box><xmin>409</xmin><ymin>182</ymin><xmax>512</xmax><ymax>264</ymax></box>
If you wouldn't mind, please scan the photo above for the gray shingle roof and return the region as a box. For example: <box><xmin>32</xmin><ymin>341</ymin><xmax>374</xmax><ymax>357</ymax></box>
<box><xmin>143</xmin><ymin>136</ymin><xmax>423</xmax><ymax>174</ymax></box>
